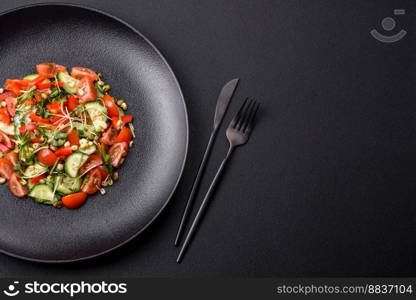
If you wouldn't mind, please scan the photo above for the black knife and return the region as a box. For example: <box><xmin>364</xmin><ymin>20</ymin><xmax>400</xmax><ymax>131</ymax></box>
<box><xmin>174</xmin><ymin>78</ymin><xmax>239</xmax><ymax>246</ymax></box>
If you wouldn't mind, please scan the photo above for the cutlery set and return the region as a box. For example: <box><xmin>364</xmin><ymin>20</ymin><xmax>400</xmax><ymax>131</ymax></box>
<box><xmin>175</xmin><ymin>79</ymin><xmax>260</xmax><ymax>262</ymax></box>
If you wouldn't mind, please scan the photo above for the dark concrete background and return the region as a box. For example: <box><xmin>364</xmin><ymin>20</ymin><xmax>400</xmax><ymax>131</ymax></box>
<box><xmin>0</xmin><ymin>0</ymin><xmax>415</xmax><ymax>277</ymax></box>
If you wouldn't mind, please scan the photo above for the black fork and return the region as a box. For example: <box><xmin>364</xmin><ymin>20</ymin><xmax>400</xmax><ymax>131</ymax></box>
<box><xmin>177</xmin><ymin>98</ymin><xmax>260</xmax><ymax>263</ymax></box>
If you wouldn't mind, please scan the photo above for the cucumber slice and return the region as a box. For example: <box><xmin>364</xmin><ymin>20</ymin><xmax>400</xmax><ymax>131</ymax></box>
<box><xmin>23</xmin><ymin>163</ymin><xmax>47</xmax><ymax>178</ymax></box>
<box><xmin>85</xmin><ymin>102</ymin><xmax>108</xmax><ymax>132</ymax></box>
<box><xmin>23</xmin><ymin>74</ymin><xmax>39</xmax><ymax>80</ymax></box>
<box><xmin>79</xmin><ymin>144</ymin><xmax>97</xmax><ymax>155</ymax></box>
<box><xmin>57</xmin><ymin>71</ymin><xmax>79</xmax><ymax>94</ymax></box>
<box><xmin>22</xmin><ymin>74</ymin><xmax>50</xmax><ymax>83</ymax></box>
<box><xmin>29</xmin><ymin>184</ymin><xmax>55</xmax><ymax>201</ymax></box>
<box><xmin>65</xmin><ymin>152</ymin><xmax>89</xmax><ymax>177</ymax></box>
<box><xmin>56</xmin><ymin>175</ymin><xmax>82</xmax><ymax>194</ymax></box>
<box><xmin>0</xmin><ymin>121</ymin><xmax>15</xmax><ymax>135</ymax></box>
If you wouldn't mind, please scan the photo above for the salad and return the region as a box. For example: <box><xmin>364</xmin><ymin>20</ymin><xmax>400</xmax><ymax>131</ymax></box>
<box><xmin>0</xmin><ymin>63</ymin><xmax>135</xmax><ymax>209</ymax></box>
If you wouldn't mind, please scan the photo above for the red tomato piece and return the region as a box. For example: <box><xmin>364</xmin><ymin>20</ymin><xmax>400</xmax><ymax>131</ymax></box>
<box><xmin>0</xmin><ymin>158</ymin><xmax>14</xmax><ymax>180</ymax></box>
<box><xmin>109</xmin><ymin>142</ymin><xmax>128</xmax><ymax>167</ymax></box>
<box><xmin>115</xmin><ymin>127</ymin><xmax>133</xmax><ymax>143</ymax></box>
<box><xmin>0</xmin><ymin>92</ymin><xmax>12</xmax><ymax>101</ymax></box>
<box><xmin>0</xmin><ymin>130</ymin><xmax>14</xmax><ymax>148</ymax></box>
<box><xmin>77</xmin><ymin>77</ymin><xmax>97</xmax><ymax>103</ymax></box>
<box><xmin>36</xmin><ymin>63</ymin><xmax>67</xmax><ymax>78</ymax></box>
<box><xmin>0</xmin><ymin>108</ymin><xmax>10</xmax><ymax>125</ymax></box>
<box><xmin>5</xmin><ymin>152</ymin><xmax>18</xmax><ymax>166</ymax></box>
<box><xmin>37</xmin><ymin>148</ymin><xmax>58</xmax><ymax>166</ymax></box>
<box><xmin>62</xmin><ymin>192</ymin><xmax>88</xmax><ymax>209</ymax></box>
<box><xmin>81</xmin><ymin>168</ymin><xmax>102</xmax><ymax>195</ymax></box>
<box><xmin>97</xmin><ymin>165</ymin><xmax>109</xmax><ymax>180</ymax></box>
<box><xmin>79</xmin><ymin>153</ymin><xmax>103</xmax><ymax>175</ymax></box>
<box><xmin>71</xmin><ymin>67</ymin><xmax>98</xmax><ymax>81</ymax></box>
<box><xmin>100</xmin><ymin>127</ymin><xmax>119</xmax><ymax>145</ymax></box>
<box><xmin>102</xmin><ymin>94</ymin><xmax>119</xmax><ymax>117</ymax></box>
<box><xmin>0</xmin><ymin>143</ymin><xmax>10</xmax><ymax>153</ymax></box>
<box><xmin>67</xmin><ymin>129</ymin><xmax>80</xmax><ymax>146</ymax></box>
<box><xmin>8</xmin><ymin>173</ymin><xmax>28</xmax><ymax>198</ymax></box>
<box><xmin>5</xmin><ymin>97</ymin><xmax>17</xmax><ymax>117</ymax></box>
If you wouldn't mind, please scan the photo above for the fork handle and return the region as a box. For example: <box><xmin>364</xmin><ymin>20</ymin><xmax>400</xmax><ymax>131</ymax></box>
<box><xmin>177</xmin><ymin>146</ymin><xmax>234</xmax><ymax>263</ymax></box>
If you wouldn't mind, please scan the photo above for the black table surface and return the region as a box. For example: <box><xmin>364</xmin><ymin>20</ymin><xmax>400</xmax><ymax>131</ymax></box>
<box><xmin>0</xmin><ymin>0</ymin><xmax>415</xmax><ymax>277</ymax></box>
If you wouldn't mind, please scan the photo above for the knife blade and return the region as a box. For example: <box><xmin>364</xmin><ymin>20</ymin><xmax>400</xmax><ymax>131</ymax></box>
<box><xmin>174</xmin><ymin>78</ymin><xmax>239</xmax><ymax>246</ymax></box>
<box><xmin>213</xmin><ymin>78</ymin><xmax>239</xmax><ymax>130</ymax></box>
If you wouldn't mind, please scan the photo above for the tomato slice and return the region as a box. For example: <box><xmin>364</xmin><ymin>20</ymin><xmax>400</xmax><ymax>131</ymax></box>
<box><xmin>77</xmin><ymin>77</ymin><xmax>97</xmax><ymax>103</ymax></box>
<box><xmin>115</xmin><ymin>127</ymin><xmax>133</xmax><ymax>143</ymax></box>
<box><xmin>36</xmin><ymin>63</ymin><xmax>67</xmax><ymax>78</ymax></box>
<box><xmin>67</xmin><ymin>95</ymin><xmax>79</xmax><ymax>111</ymax></box>
<box><xmin>81</xmin><ymin>168</ymin><xmax>102</xmax><ymax>195</ymax></box>
<box><xmin>37</xmin><ymin>148</ymin><xmax>58</xmax><ymax>166</ymax></box>
<box><xmin>97</xmin><ymin>165</ymin><xmax>109</xmax><ymax>180</ymax></box>
<box><xmin>67</xmin><ymin>129</ymin><xmax>80</xmax><ymax>146</ymax></box>
<box><xmin>0</xmin><ymin>130</ymin><xmax>14</xmax><ymax>148</ymax></box>
<box><xmin>55</xmin><ymin>147</ymin><xmax>73</xmax><ymax>158</ymax></box>
<box><xmin>102</xmin><ymin>94</ymin><xmax>119</xmax><ymax>117</ymax></box>
<box><xmin>5</xmin><ymin>97</ymin><xmax>17</xmax><ymax>117</ymax></box>
<box><xmin>100</xmin><ymin>127</ymin><xmax>119</xmax><ymax>145</ymax></box>
<box><xmin>5</xmin><ymin>152</ymin><xmax>18</xmax><ymax>166</ymax></box>
<box><xmin>0</xmin><ymin>144</ymin><xmax>10</xmax><ymax>153</ymax></box>
<box><xmin>8</xmin><ymin>173</ymin><xmax>28</xmax><ymax>198</ymax></box>
<box><xmin>29</xmin><ymin>173</ymin><xmax>46</xmax><ymax>184</ymax></box>
<box><xmin>71</xmin><ymin>67</ymin><xmax>98</xmax><ymax>81</ymax></box>
<box><xmin>62</xmin><ymin>192</ymin><xmax>88</xmax><ymax>209</ymax></box>
<box><xmin>0</xmin><ymin>92</ymin><xmax>12</xmax><ymax>101</ymax></box>
<box><xmin>0</xmin><ymin>158</ymin><xmax>14</xmax><ymax>180</ymax></box>
<box><xmin>79</xmin><ymin>153</ymin><xmax>103</xmax><ymax>175</ymax></box>
<box><xmin>109</xmin><ymin>142</ymin><xmax>128</xmax><ymax>167</ymax></box>
<box><xmin>0</xmin><ymin>108</ymin><xmax>10</xmax><ymax>125</ymax></box>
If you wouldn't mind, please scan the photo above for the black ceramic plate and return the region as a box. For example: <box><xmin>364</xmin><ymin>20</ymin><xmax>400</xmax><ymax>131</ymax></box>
<box><xmin>0</xmin><ymin>4</ymin><xmax>188</xmax><ymax>262</ymax></box>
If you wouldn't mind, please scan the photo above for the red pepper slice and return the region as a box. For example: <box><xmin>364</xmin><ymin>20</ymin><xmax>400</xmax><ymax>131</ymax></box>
<box><xmin>111</xmin><ymin>115</ymin><xmax>133</xmax><ymax>128</ymax></box>
<box><xmin>46</xmin><ymin>102</ymin><xmax>62</xmax><ymax>114</ymax></box>
<box><xmin>67</xmin><ymin>95</ymin><xmax>79</xmax><ymax>111</ymax></box>
<box><xmin>55</xmin><ymin>147</ymin><xmax>73</xmax><ymax>158</ymax></box>
<box><xmin>29</xmin><ymin>173</ymin><xmax>46</xmax><ymax>184</ymax></box>
<box><xmin>29</xmin><ymin>113</ymin><xmax>50</xmax><ymax>125</ymax></box>
<box><xmin>37</xmin><ymin>82</ymin><xmax>51</xmax><ymax>90</ymax></box>
<box><xmin>28</xmin><ymin>75</ymin><xmax>47</xmax><ymax>87</ymax></box>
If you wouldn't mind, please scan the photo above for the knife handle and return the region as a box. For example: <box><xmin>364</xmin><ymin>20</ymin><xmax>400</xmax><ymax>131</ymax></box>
<box><xmin>174</xmin><ymin>130</ymin><xmax>217</xmax><ymax>246</ymax></box>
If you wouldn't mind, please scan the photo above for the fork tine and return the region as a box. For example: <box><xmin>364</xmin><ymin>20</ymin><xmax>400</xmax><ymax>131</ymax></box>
<box><xmin>244</xmin><ymin>101</ymin><xmax>259</xmax><ymax>133</ymax></box>
<box><xmin>238</xmin><ymin>99</ymin><xmax>257</xmax><ymax>131</ymax></box>
<box><xmin>236</xmin><ymin>98</ymin><xmax>254</xmax><ymax>130</ymax></box>
<box><xmin>230</xmin><ymin>98</ymin><xmax>248</xmax><ymax>128</ymax></box>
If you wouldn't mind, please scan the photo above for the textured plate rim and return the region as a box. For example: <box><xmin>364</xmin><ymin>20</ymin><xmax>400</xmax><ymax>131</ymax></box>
<box><xmin>0</xmin><ymin>2</ymin><xmax>189</xmax><ymax>263</ymax></box>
